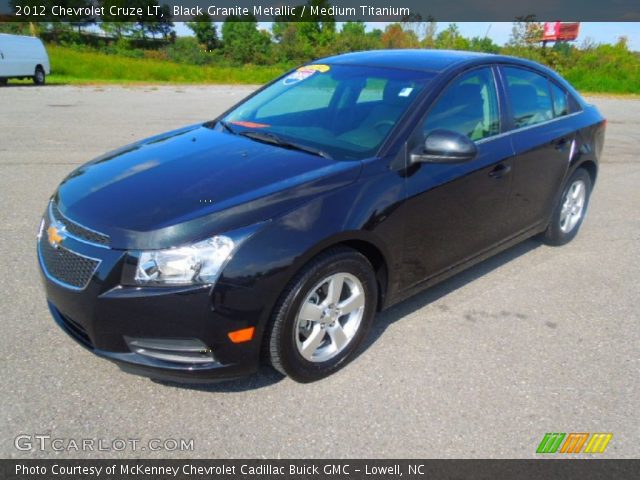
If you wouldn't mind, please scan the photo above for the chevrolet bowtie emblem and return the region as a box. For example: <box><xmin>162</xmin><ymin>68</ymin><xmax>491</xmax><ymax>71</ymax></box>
<box><xmin>47</xmin><ymin>223</ymin><xmax>65</xmax><ymax>249</ymax></box>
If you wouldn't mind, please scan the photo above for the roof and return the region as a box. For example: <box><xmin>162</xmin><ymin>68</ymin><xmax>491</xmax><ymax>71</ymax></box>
<box><xmin>320</xmin><ymin>49</ymin><xmax>492</xmax><ymax>73</ymax></box>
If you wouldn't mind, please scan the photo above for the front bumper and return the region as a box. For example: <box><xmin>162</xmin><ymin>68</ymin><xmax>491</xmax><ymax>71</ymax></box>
<box><xmin>47</xmin><ymin>301</ymin><xmax>257</xmax><ymax>383</ymax></box>
<box><xmin>38</xmin><ymin>214</ymin><xmax>261</xmax><ymax>383</ymax></box>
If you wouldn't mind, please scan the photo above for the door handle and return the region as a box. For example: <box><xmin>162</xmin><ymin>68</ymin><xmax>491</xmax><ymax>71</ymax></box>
<box><xmin>488</xmin><ymin>163</ymin><xmax>511</xmax><ymax>179</ymax></box>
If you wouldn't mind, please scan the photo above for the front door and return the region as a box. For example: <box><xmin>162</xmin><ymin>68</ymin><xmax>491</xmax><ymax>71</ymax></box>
<box><xmin>401</xmin><ymin>67</ymin><xmax>515</xmax><ymax>289</ymax></box>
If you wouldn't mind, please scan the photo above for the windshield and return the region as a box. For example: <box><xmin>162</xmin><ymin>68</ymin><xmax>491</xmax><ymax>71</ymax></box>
<box><xmin>221</xmin><ymin>64</ymin><xmax>434</xmax><ymax>160</ymax></box>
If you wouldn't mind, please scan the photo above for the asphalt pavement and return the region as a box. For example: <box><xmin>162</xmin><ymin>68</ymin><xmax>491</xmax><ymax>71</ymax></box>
<box><xmin>0</xmin><ymin>85</ymin><xmax>638</xmax><ymax>458</ymax></box>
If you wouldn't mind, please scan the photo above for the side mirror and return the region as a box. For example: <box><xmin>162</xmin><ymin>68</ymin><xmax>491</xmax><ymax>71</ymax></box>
<box><xmin>410</xmin><ymin>129</ymin><xmax>478</xmax><ymax>164</ymax></box>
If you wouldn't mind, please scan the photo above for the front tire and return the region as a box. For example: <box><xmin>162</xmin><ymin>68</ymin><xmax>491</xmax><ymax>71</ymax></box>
<box><xmin>33</xmin><ymin>66</ymin><xmax>45</xmax><ymax>85</ymax></box>
<box><xmin>543</xmin><ymin>168</ymin><xmax>592</xmax><ymax>246</ymax></box>
<box><xmin>266</xmin><ymin>247</ymin><xmax>377</xmax><ymax>383</ymax></box>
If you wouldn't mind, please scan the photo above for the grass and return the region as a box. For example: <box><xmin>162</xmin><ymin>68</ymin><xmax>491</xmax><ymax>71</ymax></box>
<box><xmin>44</xmin><ymin>45</ymin><xmax>289</xmax><ymax>85</ymax></box>
<box><xmin>7</xmin><ymin>45</ymin><xmax>640</xmax><ymax>96</ymax></box>
<box><xmin>564</xmin><ymin>68</ymin><xmax>640</xmax><ymax>95</ymax></box>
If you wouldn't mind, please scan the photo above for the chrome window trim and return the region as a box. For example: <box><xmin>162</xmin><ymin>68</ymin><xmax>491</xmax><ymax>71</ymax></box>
<box><xmin>37</xmin><ymin>240</ymin><xmax>102</xmax><ymax>291</ymax></box>
<box><xmin>475</xmin><ymin>110</ymin><xmax>581</xmax><ymax>145</ymax></box>
<box><xmin>49</xmin><ymin>201</ymin><xmax>110</xmax><ymax>249</ymax></box>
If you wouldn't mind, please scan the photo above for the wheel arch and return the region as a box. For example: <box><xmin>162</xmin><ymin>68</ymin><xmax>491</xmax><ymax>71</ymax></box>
<box><xmin>576</xmin><ymin>159</ymin><xmax>598</xmax><ymax>186</ymax></box>
<box><xmin>288</xmin><ymin>231</ymin><xmax>392</xmax><ymax>312</ymax></box>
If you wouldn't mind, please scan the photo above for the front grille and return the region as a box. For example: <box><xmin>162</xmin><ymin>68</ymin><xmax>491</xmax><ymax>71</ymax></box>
<box><xmin>58</xmin><ymin>312</ymin><xmax>93</xmax><ymax>348</ymax></box>
<box><xmin>51</xmin><ymin>203</ymin><xmax>110</xmax><ymax>246</ymax></box>
<box><xmin>39</xmin><ymin>233</ymin><xmax>100</xmax><ymax>289</ymax></box>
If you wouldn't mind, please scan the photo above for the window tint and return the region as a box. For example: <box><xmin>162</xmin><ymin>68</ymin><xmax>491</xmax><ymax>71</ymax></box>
<box><xmin>256</xmin><ymin>74</ymin><xmax>337</xmax><ymax>118</ymax></box>
<box><xmin>356</xmin><ymin>78</ymin><xmax>386</xmax><ymax>104</ymax></box>
<box><xmin>224</xmin><ymin>64</ymin><xmax>433</xmax><ymax>160</ymax></box>
<box><xmin>504</xmin><ymin>67</ymin><xmax>554</xmax><ymax>128</ymax></box>
<box><xmin>549</xmin><ymin>81</ymin><xmax>569</xmax><ymax>117</ymax></box>
<box><xmin>423</xmin><ymin>68</ymin><xmax>499</xmax><ymax>141</ymax></box>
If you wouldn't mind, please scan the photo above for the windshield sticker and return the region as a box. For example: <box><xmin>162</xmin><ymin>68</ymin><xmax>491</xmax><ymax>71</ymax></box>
<box><xmin>283</xmin><ymin>68</ymin><xmax>317</xmax><ymax>85</ymax></box>
<box><xmin>304</xmin><ymin>64</ymin><xmax>331</xmax><ymax>73</ymax></box>
<box><xmin>283</xmin><ymin>64</ymin><xmax>330</xmax><ymax>85</ymax></box>
<box><xmin>229</xmin><ymin>120</ymin><xmax>270</xmax><ymax>128</ymax></box>
<box><xmin>398</xmin><ymin>87</ymin><xmax>414</xmax><ymax>97</ymax></box>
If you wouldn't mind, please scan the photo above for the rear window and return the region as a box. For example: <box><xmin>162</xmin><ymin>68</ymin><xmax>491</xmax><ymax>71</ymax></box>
<box><xmin>503</xmin><ymin>67</ymin><xmax>554</xmax><ymax>128</ymax></box>
<box><xmin>549</xmin><ymin>81</ymin><xmax>569</xmax><ymax>117</ymax></box>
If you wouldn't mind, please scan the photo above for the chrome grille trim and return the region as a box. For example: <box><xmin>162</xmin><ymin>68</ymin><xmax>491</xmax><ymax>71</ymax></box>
<box><xmin>38</xmin><ymin>232</ymin><xmax>102</xmax><ymax>291</ymax></box>
<box><xmin>49</xmin><ymin>201</ymin><xmax>110</xmax><ymax>248</ymax></box>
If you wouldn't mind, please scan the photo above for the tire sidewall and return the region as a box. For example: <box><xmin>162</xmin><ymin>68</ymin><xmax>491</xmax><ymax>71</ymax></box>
<box><xmin>547</xmin><ymin>168</ymin><xmax>592</xmax><ymax>245</ymax></box>
<box><xmin>275</xmin><ymin>252</ymin><xmax>377</xmax><ymax>382</ymax></box>
<box><xmin>34</xmin><ymin>67</ymin><xmax>45</xmax><ymax>85</ymax></box>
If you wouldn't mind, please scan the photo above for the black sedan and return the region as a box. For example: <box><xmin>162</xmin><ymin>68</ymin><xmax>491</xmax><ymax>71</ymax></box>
<box><xmin>38</xmin><ymin>50</ymin><xmax>606</xmax><ymax>383</ymax></box>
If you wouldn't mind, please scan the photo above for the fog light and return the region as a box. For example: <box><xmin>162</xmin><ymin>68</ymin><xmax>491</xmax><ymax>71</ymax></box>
<box><xmin>125</xmin><ymin>337</ymin><xmax>215</xmax><ymax>364</ymax></box>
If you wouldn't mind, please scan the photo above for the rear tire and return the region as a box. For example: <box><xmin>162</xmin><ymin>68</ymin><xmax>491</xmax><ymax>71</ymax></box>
<box><xmin>543</xmin><ymin>168</ymin><xmax>592</xmax><ymax>246</ymax></box>
<box><xmin>33</xmin><ymin>66</ymin><xmax>45</xmax><ymax>85</ymax></box>
<box><xmin>265</xmin><ymin>247</ymin><xmax>377</xmax><ymax>383</ymax></box>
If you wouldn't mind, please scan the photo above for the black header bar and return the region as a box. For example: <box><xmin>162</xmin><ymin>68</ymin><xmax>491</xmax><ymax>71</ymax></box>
<box><xmin>1</xmin><ymin>0</ymin><xmax>639</xmax><ymax>22</ymax></box>
<box><xmin>2</xmin><ymin>459</ymin><xmax>640</xmax><ymax>480</ymax></box>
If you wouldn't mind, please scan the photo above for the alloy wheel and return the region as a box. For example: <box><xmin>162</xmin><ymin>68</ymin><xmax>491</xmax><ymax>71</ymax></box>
<box><xmin>559</xmin><ymin>179</ymin><xmax>586</xmax><ymax>233</ymax></box>
<box><xmin>294</xmin><ymin>272</ymin><xmax>366</xmax><ymax>363</ymax></box>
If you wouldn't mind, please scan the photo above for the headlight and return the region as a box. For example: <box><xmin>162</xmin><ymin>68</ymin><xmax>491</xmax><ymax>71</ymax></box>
<box><xmin>135</xmin><ymin>235</ymin><xmax>236</xmax><ymax>286</ymax></box>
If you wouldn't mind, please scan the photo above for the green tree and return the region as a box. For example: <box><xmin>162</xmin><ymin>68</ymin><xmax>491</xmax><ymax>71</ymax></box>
<box><xmin>380</xmin><ymin>23</ymin><xmax>419</xmax><ymax>49</ymax></box>
<box><xmin>187</xmin><ymin>13</ymin><xmax>219</xmax><ymax>51</ymax></box>
<box><xmin>435</xmin><ymin>23</ymin><xmax>470</xmax><ymax>50</ymax></box>
<box><xmin>508</xmin><ymin>15</ymin><xmax>543</xmax><ymax>47</ymax></box>
<box><xmin>221</xmin><ymin>15</ymin><xmax>270</xmax><ymax>64</ymax></box>
<box><xmin>273</xmin><ymin>0</ymin><xmax>336</xmax><ymax>48</ymax></box>
<box><xmin>99</xmin><ymin>0</ymin><xmax>172</xmax><ymax>40</ymax></box>
<box><xmin>401</xmin><ymin>13</ymin><xmax>436</xmax><ymax>47</ymax></box>
<box><xmin>468</xmin><ymin>36</ymin><xmax>500</xmax><ymax>53</ymax></box>
<box><xmin>99</xmin><ymin>0</ymin><xmax>136</xmax><ymax>37</ymax></box>
<box><xmin>422</xmin><ymin>20</ymin><xmax>437</xmax><ymax>48</ymax></box>
<box><xmin>273</xmin><ymin>23</ymin><xmax>314</xmax><ymax>62</ymax></box>
<box><xmin>145</xmin><ymin>3</ymin><xmax>174</xmax><ymax>40</ymax></box>
<box><xmin>333</xmin><ymin>21</ymin><xmax>381</xmax><ymax>54</ymax></box>
<box><xmin>0</xmin><ymin>22</ymin><xmax>32</xmax><ymax>35</ymax></box>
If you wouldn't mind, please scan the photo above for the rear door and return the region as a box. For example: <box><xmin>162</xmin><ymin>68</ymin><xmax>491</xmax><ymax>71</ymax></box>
<box><xmin>498</xmin><ymin>66</ymin><xmax>577</xmax><ymax>234</ymax></box>
<box><xmin>401</xmin><ymin>66</ymin><xmax>515</xmax><ymax>288</ymax></box>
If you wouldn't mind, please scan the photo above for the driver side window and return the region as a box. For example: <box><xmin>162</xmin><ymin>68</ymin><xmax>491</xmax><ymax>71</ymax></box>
<box><xmin>423</xmin><ymin>68</ymin><xmax>500</xmax><ymax>141</ymax></box>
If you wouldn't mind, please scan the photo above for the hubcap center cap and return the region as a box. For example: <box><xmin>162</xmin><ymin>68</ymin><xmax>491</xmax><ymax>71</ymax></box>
<box><xmin>322</xmin><ymin>305</ymin><xmax>341</xmax><ymax>324</ymax></box>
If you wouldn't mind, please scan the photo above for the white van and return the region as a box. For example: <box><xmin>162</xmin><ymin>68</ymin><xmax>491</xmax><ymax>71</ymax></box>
<box><xmin>0</xmin><ymin>34</ymin><xmax>50</xmax><ymax>85</ymax></box>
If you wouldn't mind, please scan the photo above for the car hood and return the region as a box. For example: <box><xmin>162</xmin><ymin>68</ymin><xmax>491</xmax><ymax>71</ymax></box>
<box><xmin>54</xmin><ymin>124</ymin><xmax>361</xmax><ymax>250</ymax></box>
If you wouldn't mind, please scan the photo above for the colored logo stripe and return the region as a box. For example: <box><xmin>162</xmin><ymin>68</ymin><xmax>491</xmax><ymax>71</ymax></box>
<box><xmin>537</xmin><ymin>433</ymin><xmax>613</xmax><ymax>454</ymax></box>
<box><xmin>584</xmin><ymin>433</ymin><xmax>613</xmax><ymax>453</ymax></box>
<box><xmin>560</xmin><ymin>433</ymin><xmax>589</xmax><ymax>453</ymax></box>
<box><xmin>536</xmin><ymin>433</ymin><xmax>565</xmax><ymax>453</ymax></box>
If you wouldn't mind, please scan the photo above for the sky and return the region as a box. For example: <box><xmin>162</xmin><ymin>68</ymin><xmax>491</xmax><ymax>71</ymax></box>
<box><xmin>174</xmin><ymin>21</ymin><xmax>640</xmax><ymax>50</ymax></box>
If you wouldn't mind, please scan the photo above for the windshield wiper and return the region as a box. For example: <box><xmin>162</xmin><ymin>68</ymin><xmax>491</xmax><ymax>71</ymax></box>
<box><xmin>218</xmin><ymin>120</ymin><xmax>237</xmax><ymax>135</ymax></box>
<box><xmin>238</xmin><ymin>131</ymin><xmax>332</xmax><ymax>159</ymax></box>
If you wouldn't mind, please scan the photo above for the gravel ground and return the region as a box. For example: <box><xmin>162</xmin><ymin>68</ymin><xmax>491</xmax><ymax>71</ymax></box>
<box><xmin>0</xmin><ymin>85</ymin><xmax>638</xmax><ymax>458</ymax></box>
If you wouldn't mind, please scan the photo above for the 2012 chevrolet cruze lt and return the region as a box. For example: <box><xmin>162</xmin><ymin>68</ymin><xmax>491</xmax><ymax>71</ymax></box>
<box><xmin>38</xmin><ymin>50</ymin><xmax>606</xmax><ymax>383</ymax></box>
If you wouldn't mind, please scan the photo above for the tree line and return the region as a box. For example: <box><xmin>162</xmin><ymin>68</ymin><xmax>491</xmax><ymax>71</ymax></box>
<box><xmin>2</xmin><ymin>1</ymin><xmax>638</xmax><ymax>93</ymax></box>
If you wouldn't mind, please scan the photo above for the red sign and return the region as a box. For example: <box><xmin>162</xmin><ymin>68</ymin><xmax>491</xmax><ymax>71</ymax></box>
<box><xmin>542</xmin><ymin>22</ymin><xmax>580</xmax><ymax>41</ymax></box>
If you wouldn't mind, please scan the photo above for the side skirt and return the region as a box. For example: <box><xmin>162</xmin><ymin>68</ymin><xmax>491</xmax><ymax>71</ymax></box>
<box><xmin>383</xmin><ymin>223</ymin><xmax>545</xmax><ymax>310</ymax></box>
